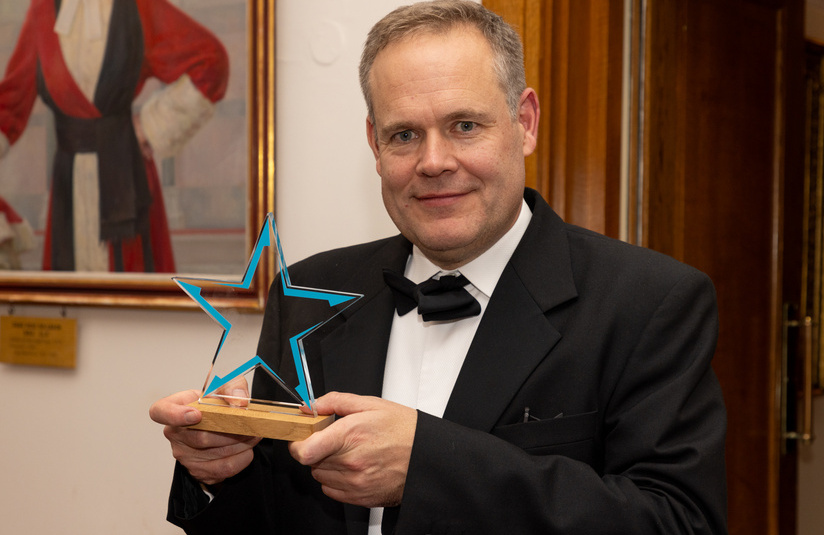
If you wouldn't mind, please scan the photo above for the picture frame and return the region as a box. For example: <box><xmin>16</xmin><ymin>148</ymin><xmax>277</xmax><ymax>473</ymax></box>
<box><xmin>0</xmin><ymin>0</ymin><xmax>274</xmax><ymax>310</ymax></box>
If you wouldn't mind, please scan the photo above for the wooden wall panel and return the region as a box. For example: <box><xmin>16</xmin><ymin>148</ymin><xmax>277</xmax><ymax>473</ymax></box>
<box><xmin>643</xmin><ymin>1</ymin><xmax>805</xmax><ymax>534</ymax></box>
<box><xmin>485</xmin><ymin>0</ymin><xmax>624</xmax><ymax>237</ymax></box>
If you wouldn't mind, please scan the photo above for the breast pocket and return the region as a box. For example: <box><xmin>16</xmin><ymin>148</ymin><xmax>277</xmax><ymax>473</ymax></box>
<box><xmin>491</xmin><ymin>410</ymin><xmax>598</xmax><ymax>465</ymax></box>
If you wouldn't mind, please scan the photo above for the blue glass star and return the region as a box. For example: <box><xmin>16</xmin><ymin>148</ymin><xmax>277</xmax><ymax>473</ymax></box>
<box><xmin>173</xmin><ymin>213</ymin><xmax>362</xmax><ymax>412</ymax></box>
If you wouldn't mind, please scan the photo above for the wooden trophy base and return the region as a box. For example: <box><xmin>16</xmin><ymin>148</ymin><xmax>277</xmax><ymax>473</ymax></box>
<box><xmin>187</xmin><ymin>399</ymin><xmax>334</xmax><ymax>441</ymax></box>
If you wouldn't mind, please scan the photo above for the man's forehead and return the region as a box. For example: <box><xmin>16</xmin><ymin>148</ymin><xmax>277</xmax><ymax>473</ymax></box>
<box><xmin>367</xmin><ymin>27</ymin><xmax>507</xmax><ymax>131</ymax></box>
<box><xmin>372</xmin><ymin>23</ymin><xmax>490</xmax><ymax>62</ymax></box>
<box><xmin>368</xmin><ymin>26</ymin><xmax>496</xmax><ymax>96</ymax></box>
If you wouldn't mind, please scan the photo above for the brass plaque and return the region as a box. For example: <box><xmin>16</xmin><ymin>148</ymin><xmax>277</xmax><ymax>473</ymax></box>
<box><xmin>0</xmin><ymin>316</ymin><xmax>77</xmax><ymax>368</ymax></box>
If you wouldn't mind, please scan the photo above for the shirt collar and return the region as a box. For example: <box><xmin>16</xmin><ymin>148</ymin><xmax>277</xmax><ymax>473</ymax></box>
<box><xmin>405</xmin><ymin>199</ymin><xmax>533</xmax><ymax>298</ymax></box>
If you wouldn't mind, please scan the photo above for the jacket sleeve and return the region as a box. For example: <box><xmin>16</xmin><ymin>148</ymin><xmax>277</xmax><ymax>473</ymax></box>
<box><xmin>167</xmin><ymin>453</ymin><xmax>285</xmax><ymax>534</ymax></box>
<box><xmin>392</xmin><ymin>270</ymin><xmax>727</xmax><ymax>535</ymax></box>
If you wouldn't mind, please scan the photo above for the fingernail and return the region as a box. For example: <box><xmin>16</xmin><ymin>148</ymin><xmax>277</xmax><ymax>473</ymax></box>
<box><xmin>184</xmin><ymin>410</ymin><xmax>199</xmax><ymax>424</ymax></box>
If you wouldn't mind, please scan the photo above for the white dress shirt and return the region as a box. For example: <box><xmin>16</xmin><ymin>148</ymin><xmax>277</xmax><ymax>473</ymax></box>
<box><xmin>369</xmin><ymin>199</ymin><xmax>532</xmax><ymax>533</ymax></box>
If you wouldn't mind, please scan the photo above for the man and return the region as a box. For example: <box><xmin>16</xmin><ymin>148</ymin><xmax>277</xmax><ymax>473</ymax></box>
<box><xmin>150</xmin><ymin>1</ymin><xmax>727</xmax><ymax>533</ymax></box>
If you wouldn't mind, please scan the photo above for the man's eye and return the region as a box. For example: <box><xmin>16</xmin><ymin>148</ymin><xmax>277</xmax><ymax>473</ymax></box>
<box><xmin>457</xmin><ymin>121</ymin><xmax>476</xmax><ymax>132</ymax></box>
<box><xmin>392</xmin><ymin>130</ymin><xmax>416</xmax><ymax>143</ymax></box>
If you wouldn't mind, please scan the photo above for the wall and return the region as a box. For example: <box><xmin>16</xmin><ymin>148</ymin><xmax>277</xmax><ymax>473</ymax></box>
<box><xmin>0</xmin><ymin>1</ymin><xmax>401</xmax><ymax>533</ymax></box>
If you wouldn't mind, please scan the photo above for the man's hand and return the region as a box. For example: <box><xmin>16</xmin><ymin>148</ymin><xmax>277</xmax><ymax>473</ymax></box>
<box><xmin>288</xmin><ymin>392</ymin><xmax>417</xmax><ymax>508</ymax></box>
<box><xmin>149</xmin><ymin>385</ymin><xmax>262</xmax><ymax>486</ymax></box>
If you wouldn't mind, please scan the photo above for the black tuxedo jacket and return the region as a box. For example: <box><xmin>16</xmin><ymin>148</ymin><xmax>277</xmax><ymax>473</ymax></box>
<box><xmin>169</xmin><ymin>189</ymin><xmax>727</xmax><ymax>534</ymax></box>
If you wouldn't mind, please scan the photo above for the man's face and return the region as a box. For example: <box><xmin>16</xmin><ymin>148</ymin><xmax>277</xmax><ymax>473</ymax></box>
<box><xmin>366</xmin><ymin>26</ymin><xmax>539</xmax><ymax>269</ymax></box>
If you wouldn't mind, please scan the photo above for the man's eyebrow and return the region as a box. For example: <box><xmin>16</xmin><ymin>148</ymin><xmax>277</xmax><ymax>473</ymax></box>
<box><xmin>377</xmin><ymin>121</ymin><xmax>414</xmax><ymax>139</ymax></box>
<box><xmin>442</xmin><ymin>109</ymin><xmax>495</xmax><ymax>124</ymax></box>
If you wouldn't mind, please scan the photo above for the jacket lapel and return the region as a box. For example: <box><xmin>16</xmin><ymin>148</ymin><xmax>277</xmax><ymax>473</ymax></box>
<box><xmin>443</xmin><ymin>190</ymin><xmax>579</xmax><ymax>431</ymax></box>
<box><xmin>319</xmin><ymin>235</ymin><xmax>411</xmax><ymax>398</ymax></box>
<box><xmin>315</xmin><ymin>236</ymin><xmax>410</xmax><ymax>535</ymax></box>
<box><xmin>320</xmin><ymin>292</ymin><xmax>395</xmax><ymax>397</ymax></box>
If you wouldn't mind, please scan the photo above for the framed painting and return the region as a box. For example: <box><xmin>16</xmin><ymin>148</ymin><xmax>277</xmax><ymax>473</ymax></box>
<box><xmin>0</xmin><ymin>0</ymin><xmax>274</xmax><ymax>309</ymax></box>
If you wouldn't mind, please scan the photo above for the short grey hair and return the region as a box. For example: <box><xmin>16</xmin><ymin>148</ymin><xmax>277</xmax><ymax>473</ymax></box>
<box><xmin>359</xmin><ymin>0</ymin><xmax>526</xmax><ymax>121</ymax></box>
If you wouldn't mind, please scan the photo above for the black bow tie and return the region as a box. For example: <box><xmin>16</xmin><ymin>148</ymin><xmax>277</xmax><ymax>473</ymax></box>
<box><xmin>383</xmin><ymin>269</ymin><xmax>481</xmax><ymax>322</ymax></box>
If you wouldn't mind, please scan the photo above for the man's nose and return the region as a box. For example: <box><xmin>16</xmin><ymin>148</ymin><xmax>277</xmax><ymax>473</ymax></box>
<box><xmin>416</xmin><ymin>133</ymin><xmax>458</xmax><ymax>177</ymax></box>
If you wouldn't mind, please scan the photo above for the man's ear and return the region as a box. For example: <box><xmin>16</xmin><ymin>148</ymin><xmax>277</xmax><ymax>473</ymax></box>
<box><xmin>366</xmin><ymin>117</ymin><xmax>380</xmax><ymax>159</ymax></box>
<box><xmin>518</xmin><ymin>88</ymin><xmax>540</xmax><ymax>157</ymax></box>
<box><xmin>366</xmin><ymin>117</ymin><xmax>382</xmax><ymax>175</ymax></box>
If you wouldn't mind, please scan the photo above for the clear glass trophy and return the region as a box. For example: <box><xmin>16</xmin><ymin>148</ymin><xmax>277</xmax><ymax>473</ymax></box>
<box><xmin>172</xmin><ymin>213</ymin><xmax>362</xmax><ymax>440</ymax></box>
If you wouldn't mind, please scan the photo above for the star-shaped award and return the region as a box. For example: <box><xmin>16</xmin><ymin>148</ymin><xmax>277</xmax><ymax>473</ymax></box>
<box><xmin>172</xmin><ymin>213</ymin><xmax>362</xmax><ymax>440</ymax></box>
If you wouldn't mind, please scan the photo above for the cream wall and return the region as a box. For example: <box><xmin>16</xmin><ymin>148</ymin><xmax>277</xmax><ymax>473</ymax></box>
<box><xmin>0</xmin><ymin>1</ymin><xmax>402</xmax><ymax>533</ymax></box>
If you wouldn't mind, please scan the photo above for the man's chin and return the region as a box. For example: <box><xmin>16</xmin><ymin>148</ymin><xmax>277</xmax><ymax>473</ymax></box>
<box><xmin>415</xmin><ymin>230</ymin><xmax>472</xmax><ymax>252</ymax></box>
<box><xmin>412</xmin><ymin>233</ymin><xmax>483</xmax><ymax>267</ymax></box>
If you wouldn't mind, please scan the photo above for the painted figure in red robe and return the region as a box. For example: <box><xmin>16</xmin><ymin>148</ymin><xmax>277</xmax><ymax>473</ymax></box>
<box><xmin>0</xmin><ymin>0</ymin><xmax>229</xmax><ymax>272</ymax></box>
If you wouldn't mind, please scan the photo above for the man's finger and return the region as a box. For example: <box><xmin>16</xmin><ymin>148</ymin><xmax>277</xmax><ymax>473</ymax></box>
<box><xmin>185</xmin><ymin>447</ymin><xmax>258</xmax><ymax>486</ymax></box>
<box><xmin>309</xmin><ymin>391</ymin><xmax>381</xmax><ymax>417</ymax></box>
<box><xmin>288</xmin><ymin>419</ymin><xmax>348</xmax><ymax>466</ymax></box>
<box><xmin>213</xmin><ymin>376</ymin><xmax>251</xmax><ymax>407</ymax></box>
<box><xmin>149</xmin><ymin>389</ymin><xmax>202</xmax><ymax>426</ymax></box>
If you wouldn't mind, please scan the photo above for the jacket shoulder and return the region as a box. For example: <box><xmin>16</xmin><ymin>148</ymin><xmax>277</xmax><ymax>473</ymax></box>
<box><xmin>559</xmin><ymin>223</ymin><xmax>715</xmax><ymax>311</ymax></box>
<box><xmin>287</xmin><ymin>235</ymin><xmax>409</xmax><ymax>290</ymax></box>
